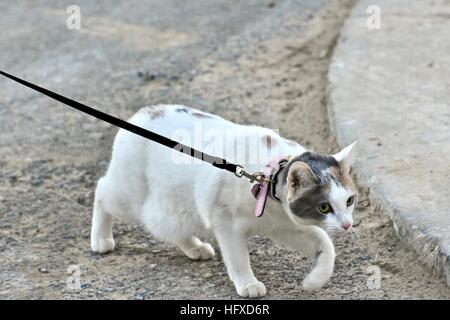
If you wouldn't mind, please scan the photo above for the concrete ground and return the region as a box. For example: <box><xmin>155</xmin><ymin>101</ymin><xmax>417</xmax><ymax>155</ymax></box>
<box><xmin>1</xmin><ymin>0</ymin><xmax>449</xmax><ymax>299</ymax></box>
<box><xmin>328</xmin><ymin>0</ymin><xmax>450</xmax><ymax>287</ymax></box>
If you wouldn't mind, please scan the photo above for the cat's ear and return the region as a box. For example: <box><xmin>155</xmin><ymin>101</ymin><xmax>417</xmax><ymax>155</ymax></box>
<box><xmin>286</xmin><ymin>161</ymin><xmax>316</xmax><ymax>199</ymax></box>
<box><xmin>333</xmin><ymin>141</ymin><xmax>357</xmax><ymax>174</ymax></box>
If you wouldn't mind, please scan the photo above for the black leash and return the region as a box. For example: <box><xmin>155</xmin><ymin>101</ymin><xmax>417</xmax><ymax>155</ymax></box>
<box><xmin>0</xmin><ymin>70</ymin><xmax>261</xmax><ymax>181</ymax></box>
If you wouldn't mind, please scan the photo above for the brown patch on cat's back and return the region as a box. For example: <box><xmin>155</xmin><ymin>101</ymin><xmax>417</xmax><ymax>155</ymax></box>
<box><xmin>261</xmin><ymin>135</ymin><xmax>277</xmax><ymax>149</ymax></box>
<box><xmin>175</xmin><ymin>106</ymin><xmax>190</xmax><ymax>113</ymax></box>
<box><xmin>147</xmin><ymin>106</ymin><xmax>165</xmax><ymax>120</ymax></box>
<box><xmin>192</xmin><ymin>111</ymin><xmax>214</xmax><ymax>119</ymax></box>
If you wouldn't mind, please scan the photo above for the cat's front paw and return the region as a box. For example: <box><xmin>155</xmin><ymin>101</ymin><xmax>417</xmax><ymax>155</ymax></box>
<box><xmin>236</xmin><ymin>281</ymin><xmax>267</xmax><ymax>298</ymax></box>
<box><xmin>91</xmin><ymin>238</ymin><xmax>115</xmax><ymax>254</ymax></box>
<box><xmin>302</xmin><ymin>274</ymin><xmax>329</xmax><ymax>290</ymax></box>
<box><xmin>185</xmin><ymin>243</ymin><xmax>215</xmax><ymax>260</ymax></box>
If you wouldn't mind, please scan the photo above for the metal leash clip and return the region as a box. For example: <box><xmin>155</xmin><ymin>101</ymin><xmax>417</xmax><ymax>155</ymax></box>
<box><xmin>235</xmin><ymin>166</ymin><xmax>273</xmax><ymax>184</ymax></box>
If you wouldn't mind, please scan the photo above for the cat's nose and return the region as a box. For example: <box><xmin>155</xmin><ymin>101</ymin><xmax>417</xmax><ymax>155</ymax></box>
<box><xmin>342</xmin><ymin>223</ymin><xmax>352</xmax><ymax>231</ymax></box>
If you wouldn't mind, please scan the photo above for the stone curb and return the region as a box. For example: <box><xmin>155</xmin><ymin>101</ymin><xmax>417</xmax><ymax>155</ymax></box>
<box><xmin>327</xmin><ymin>0</ymin><xmax>450</xmax><ymax>287</ymax></box>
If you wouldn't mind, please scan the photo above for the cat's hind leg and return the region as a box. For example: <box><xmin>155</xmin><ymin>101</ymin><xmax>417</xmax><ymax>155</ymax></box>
<box><xmin>140</xmin><ymin>196</ymin><xmax>215</xmax><ymax>260</ymax></box>
<box><xmin>176</xmin><ymin>236</ymin><xmax>215</xmax><ymax>261</ymax></box>
<box><xmin>90</xmin><ymin>178</ymin><xmax>115</xmax><ymax>254</ymax></box>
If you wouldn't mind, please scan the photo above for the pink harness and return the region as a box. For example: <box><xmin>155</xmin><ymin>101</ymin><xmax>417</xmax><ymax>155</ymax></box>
<box><xmin>250</xmin><ymin>156</ymin><xmax>287</xmax><ymax>217</ymax></box>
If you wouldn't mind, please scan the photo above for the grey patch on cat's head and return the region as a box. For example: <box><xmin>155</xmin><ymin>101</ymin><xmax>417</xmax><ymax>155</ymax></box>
<box><xmin>288</xmin><ymin>183</ymin><xmax>328</xmax><ymax>222</ymax></box>
<box><xmin>294</xmin><ymin>152</ymin><xmax>339</xmax><ymax>180</ymax></box>
<box><xmin>261</xmin><ymin>135</ymin><xmax>277</xmax><ymax>150</ymax></box>
<box><xmin>279</xmin><ymin>151</ymin><xmax>355</xmax><ymax>224</ymax></box>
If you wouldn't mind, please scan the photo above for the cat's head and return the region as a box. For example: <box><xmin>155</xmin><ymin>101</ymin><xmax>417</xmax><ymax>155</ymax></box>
<box><xmin>278</xmin><ymin>142</ymin><xmax>357</xmax><ymax>232</ymax></box>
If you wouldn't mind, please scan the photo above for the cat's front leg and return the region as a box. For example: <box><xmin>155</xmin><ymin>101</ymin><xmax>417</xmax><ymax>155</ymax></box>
<box><xmin>271</xmin><ymin>225</ymin><xmax>335</xmax><ymax>290</ymax></box>
<box><xmin>215</xmin><ymin>228</ymin><xmax>266</xmax><ymax>298</ymax></box>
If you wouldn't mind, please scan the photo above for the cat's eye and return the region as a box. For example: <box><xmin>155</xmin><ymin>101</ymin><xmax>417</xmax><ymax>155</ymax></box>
<box><xmin>347</xmin><ymin>195</ymin><xmax>355</xmax><ymax>207</ymax></box>
<box><xmin>318</xmin><ymin>203</ymin><xmax>332</xmax><ymax>214</ymax></box>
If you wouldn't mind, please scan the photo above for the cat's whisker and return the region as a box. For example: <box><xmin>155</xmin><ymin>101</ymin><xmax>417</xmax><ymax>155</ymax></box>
<box><xmin>350</xmin><ymin>229</ymin><xmax>360</xmax><ymax>241</ymax></box>
<box><xmin>348</xmin><ymin>229</ymin><xmax>364</xmax><ymax>252</ymax></box>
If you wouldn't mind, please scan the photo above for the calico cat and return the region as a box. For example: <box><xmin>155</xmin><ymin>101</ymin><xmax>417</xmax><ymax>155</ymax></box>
<box><xmin>91</xmin><ymin>105</ymin><xmax>357</xmax><ymax>298</ymax></box>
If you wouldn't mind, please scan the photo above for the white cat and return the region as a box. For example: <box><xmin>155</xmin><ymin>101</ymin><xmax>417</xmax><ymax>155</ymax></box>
<box><xmin>91</xmin><ymin>105</ymin><xmax>357</xmax><ymax>298</ymax></box>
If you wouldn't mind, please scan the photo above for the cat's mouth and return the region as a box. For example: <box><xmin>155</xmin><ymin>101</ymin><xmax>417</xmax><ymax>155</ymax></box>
<box><xmin>323</xmin><ymin>222</ymin><xmax>352</xmax><ymax>234</ymax></box>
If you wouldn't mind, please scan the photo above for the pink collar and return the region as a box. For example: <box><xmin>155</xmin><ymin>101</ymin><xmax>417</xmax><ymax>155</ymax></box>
<box><xmin>251</xmin><ymin>156</ymin><xmax>288</xmax><ymax>217</ymax></box>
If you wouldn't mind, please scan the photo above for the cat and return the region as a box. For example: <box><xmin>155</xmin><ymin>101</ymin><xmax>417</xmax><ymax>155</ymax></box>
<box><xmin>90</xmin><ymin>105</ymin><xmax>357</xmax><ymax>298</ymax></box>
